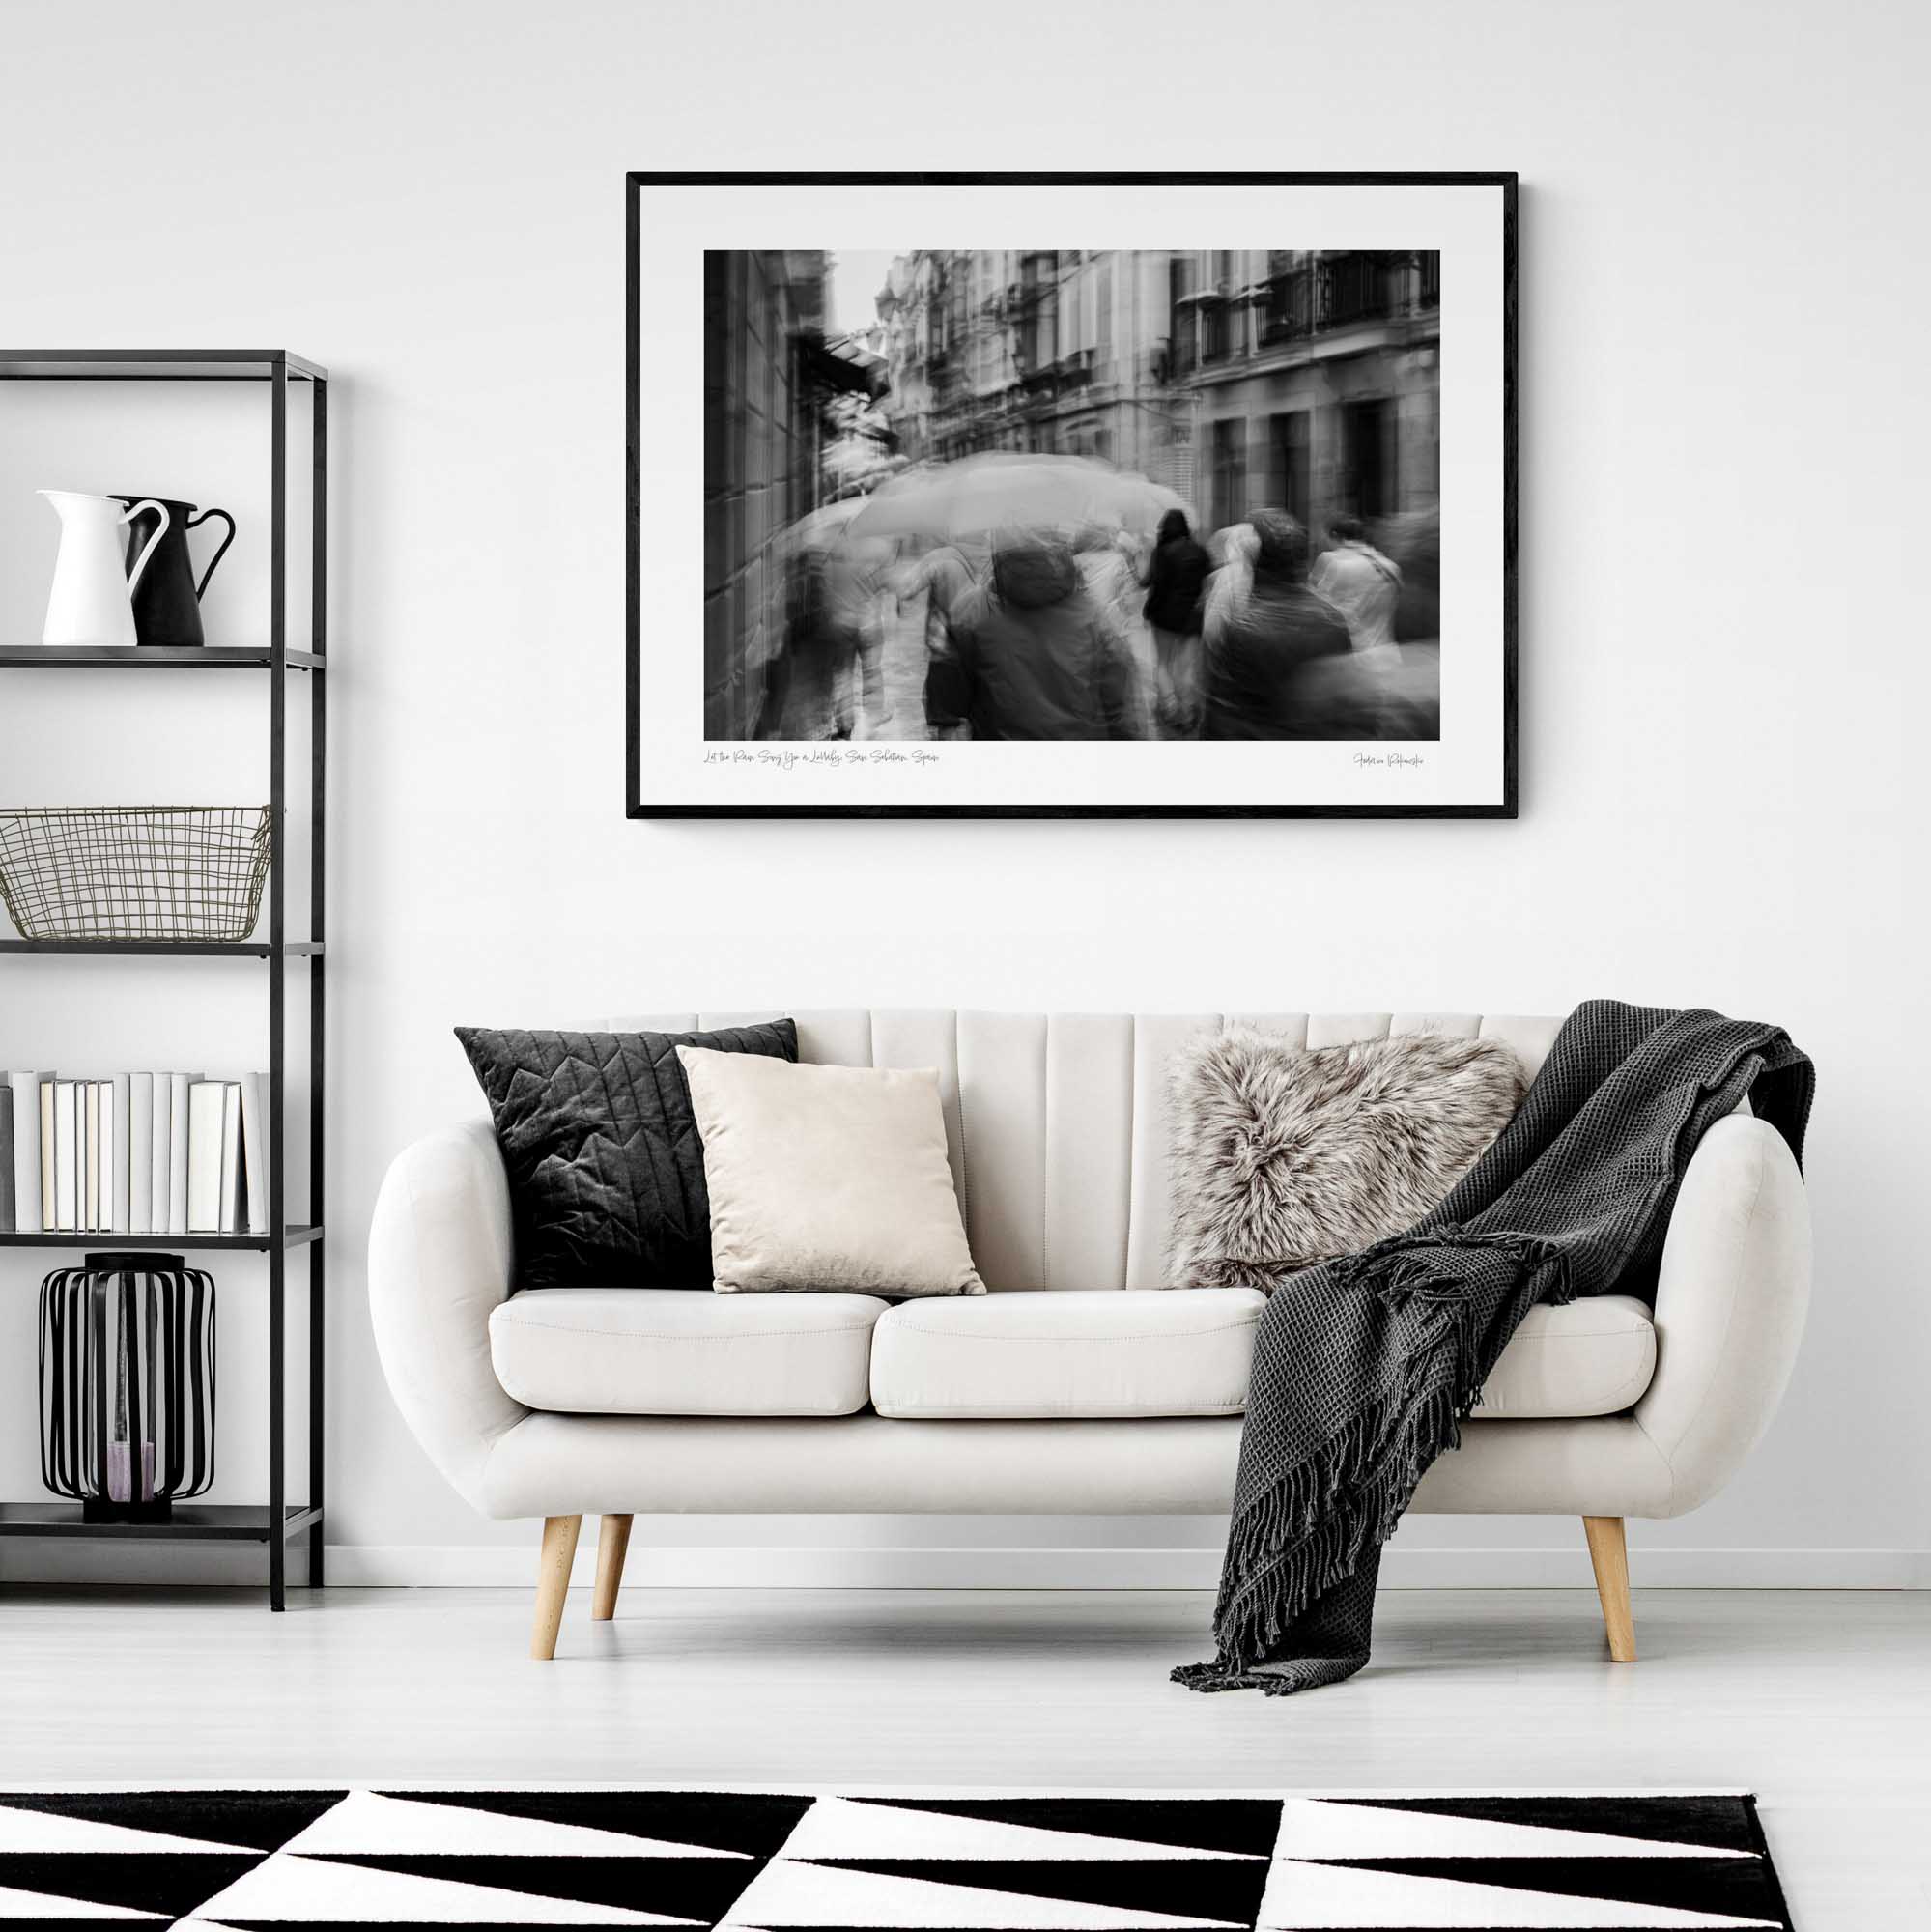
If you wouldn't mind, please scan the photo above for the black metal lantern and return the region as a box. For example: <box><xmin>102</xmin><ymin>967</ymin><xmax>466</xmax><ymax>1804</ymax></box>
<box><xmin>39</xmin><ymin>1252</ymin><xmax>215</xmax><ymax>1522</ymax></box>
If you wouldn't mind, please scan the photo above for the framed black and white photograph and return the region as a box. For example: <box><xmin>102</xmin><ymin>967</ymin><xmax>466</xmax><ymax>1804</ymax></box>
<box><xmin>629</xmin><ymin>172</ymin><xmax>1516</xmax><ymax>817</ymax></box>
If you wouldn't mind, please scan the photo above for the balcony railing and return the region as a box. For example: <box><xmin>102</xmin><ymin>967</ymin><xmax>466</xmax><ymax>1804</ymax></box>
<box><xmin>1259</xmin><ymin>251</ymin><xmax>1440</xmax><ymax>345</ymax></box>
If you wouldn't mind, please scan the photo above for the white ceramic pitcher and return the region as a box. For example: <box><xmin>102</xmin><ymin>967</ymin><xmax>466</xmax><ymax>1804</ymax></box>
<box><xmin>39</xmin><ymin>490</ymin><xmax>170</xmax><ymax>648</ymax></box>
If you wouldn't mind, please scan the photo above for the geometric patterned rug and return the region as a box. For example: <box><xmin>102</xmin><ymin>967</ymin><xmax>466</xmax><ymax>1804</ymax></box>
<box><xmin>0</xmin><ymin>1788</ymin><xmax>1794</xmax><ymax>1929</ymax></box>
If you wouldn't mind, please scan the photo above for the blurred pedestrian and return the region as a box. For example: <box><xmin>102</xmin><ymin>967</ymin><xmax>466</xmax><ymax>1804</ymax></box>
<box><xmin>1201</xmin><ymin>521</ymin><xmax>1259</xmax><ymax>653</ymax></box>
<box><xmin>1077</xmin><ymin>522</ymin><xmax>1152</xmax><ymax>736</ymax></box>
<box><xmin>1204</xmin><ymin>509</ymin><xmax>1352</xmax><ymax>739</ymax></box>
<box><xmin>910</xmin><ymin>540</ymin><xmax>980</xmax><ymax>739</ymax></box>
<box><xmin>1381</xmin><ymin>506</ymin><xmax>1440</xmax><ymax>643</ymax></box>
<box><xmin>762</xmin><ymin>540</ymin><xmax>884</xmax><ymax>741</ymax></box>
<box><xmin>1311</xmin><ymin>514</ymin><xmax>1404</xmax><ymax>656</ymax></box>
<box><xmin>1075</xmin><ymin>522</ymin><xmax>1140</xmax><ymax>632</ymax></box>
<box><xmin>951</xmin><ymin>531</ymin><xmax>1138</xmax><ymax>741</ymax></box>
<box><xmin>1141</xmin><ymin>508</ymin><xmax>1210</xmax><ymax>737</ymax></box>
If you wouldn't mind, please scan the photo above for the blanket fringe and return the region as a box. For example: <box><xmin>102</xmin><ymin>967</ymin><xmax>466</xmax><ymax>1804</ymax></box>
<box><xmin>1327</xmin><ymin>1222</ymin><xmax>1576</xmax><ymax>1306</ymax></box>
<box><xmin>1198</xmin><ymin>1229</ymin><xmax>1571</xmax><ymax>1676</ymax></box>
<box><xmin>1168</xmin><ymin>1657</ymin><xmax>1366</xmax><ymax>1695</ymax></box>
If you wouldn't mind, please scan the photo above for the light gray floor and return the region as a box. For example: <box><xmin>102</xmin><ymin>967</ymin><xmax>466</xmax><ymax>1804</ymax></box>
<box><xmin>0</xmin><ymin>1586</ymin><xmax>1923</xmax><ymax>1927</ymax></box>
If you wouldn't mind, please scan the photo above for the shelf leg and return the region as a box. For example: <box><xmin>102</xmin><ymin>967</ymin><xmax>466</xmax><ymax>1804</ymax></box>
<box><xmin>307</xmin><ymin>372</ymin><xmax>327</xmax><ymax>1591</ymax></box>
<box><xmin>268</xmin><ymin>355</ymin><xmax>289</xmax><ymax>1615</ymax></box>
<box><xmin>269</xmin><ymin>1232</ymin><xmax>286</xmax><ymax>1614</ymax></box>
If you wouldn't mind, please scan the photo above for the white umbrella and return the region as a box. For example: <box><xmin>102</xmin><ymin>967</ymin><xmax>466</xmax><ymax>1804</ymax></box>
<box><xmin>847</xmin><ymin>452</ymin><xmax>1189</xmax><ymax>541</ymax></box>
<box><xmin>781</xmin><ymin>498</ymin><xmax>868</xmax><ymax>555</ymax></box>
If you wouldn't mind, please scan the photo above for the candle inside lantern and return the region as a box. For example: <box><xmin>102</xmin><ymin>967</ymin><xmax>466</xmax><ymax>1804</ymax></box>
<box><xmin>106</xmin><ymin>1438</ymin><xmax>156</xmax><ymax>1503</ymax></box>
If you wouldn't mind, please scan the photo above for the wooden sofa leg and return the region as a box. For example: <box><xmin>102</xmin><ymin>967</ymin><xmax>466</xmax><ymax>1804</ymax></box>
<box><xmin>1582</xmin><ymin>1515</ymin><xmax>1637</xmax><ymax>1662</ymax></box>
<box><xmin>592</xmin><ymin>1514</ymin><xmax>634</xmax><ymax>1622</ymax></box>
<box><xmin>530</xmin><ymin>1514</ymin><xmax>582</xmax><ymax>1661</ymax></box>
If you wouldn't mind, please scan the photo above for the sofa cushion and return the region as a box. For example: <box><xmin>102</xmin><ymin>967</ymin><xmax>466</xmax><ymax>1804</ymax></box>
<box><xmin>1167</xmin><ymin>1028</ymin><xmax>1526</xmax><ymax>1290</ymax></box>
<box><xmin>454</xmin><ymin>1020</ymin><xmax>797</xmax><ymax>1290</ymax></box>
<box><xmin>869</xmin><ymin>1288</ymin><xmax>1264</xmax><ymax>1419</ymax></box>
<box><xmin>489</xmin><ymin>1287</ymin><xmax>888</xmax><ymax>1417</ymax></box>
<box><xmin>867</xmin><ymin>1287</ymin><xmax>1656</xmax><ymax>1422</ymax></box>
<box><xmin>679</xmin><ymin>1048</ymin><xmax>984</xmax><ymax>1297</ymax></box>
<box><xmin>1478</xmin><ymin>1294</ymin><xmax>1658</xmax><ymax>1418</ymax></box>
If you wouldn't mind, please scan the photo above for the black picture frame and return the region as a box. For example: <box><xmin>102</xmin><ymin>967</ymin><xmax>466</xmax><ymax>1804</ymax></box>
<box><xmin>628</xmin><ymin>171</ymin><xmax>1517</xmax><ymax>820</ymax></box>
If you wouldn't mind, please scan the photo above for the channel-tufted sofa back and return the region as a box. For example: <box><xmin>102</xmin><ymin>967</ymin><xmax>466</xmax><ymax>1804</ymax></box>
<box><xmin>605</xmin><ymin>1010</ymin><xmax>1561</xmax><ymax>1293</ymax></box>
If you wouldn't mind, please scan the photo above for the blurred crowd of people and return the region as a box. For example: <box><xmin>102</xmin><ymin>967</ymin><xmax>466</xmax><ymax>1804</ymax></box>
<box><xmin>755</xmin><ymin>503</ymin><xmax>1439</xmax><ymax>745</ymax></box>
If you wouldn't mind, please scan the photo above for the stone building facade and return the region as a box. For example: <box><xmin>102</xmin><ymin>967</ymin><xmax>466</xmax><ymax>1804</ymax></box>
<box><xmin>873</xmin><ymin>249</ymin><xmax>1440</xmax><ymax>539</ymax></box>
<box><xmin>701</xmin><ymin>249</ymin><xmax>828</xmax><ymax>740</ymax></box>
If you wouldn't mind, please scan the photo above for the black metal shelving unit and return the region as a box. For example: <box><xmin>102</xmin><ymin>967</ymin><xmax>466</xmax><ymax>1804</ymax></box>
<box><xmin>0</xmin><ymin>348</ymin><xmax>327</xmax><ymax>1608</ymax></box>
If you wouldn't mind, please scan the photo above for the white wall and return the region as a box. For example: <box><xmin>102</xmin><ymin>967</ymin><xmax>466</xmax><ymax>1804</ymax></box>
<box><xmin>2</xmin><ymin>0</ymin><xmax>1926</xmax><ymax>1590</ymax></box>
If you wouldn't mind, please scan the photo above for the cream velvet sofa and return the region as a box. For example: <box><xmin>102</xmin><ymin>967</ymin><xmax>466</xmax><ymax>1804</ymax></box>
<box><xmin>368</xmin><ymin>1009</ymin><xmax>1811</xmax><ymax>1662</ymax></box>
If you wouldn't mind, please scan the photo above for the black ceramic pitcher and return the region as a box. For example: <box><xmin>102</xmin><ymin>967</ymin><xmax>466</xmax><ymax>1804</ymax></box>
<box><xmin>114</xmin><ymin>496</ymin><xmax>236</xmax><ymax>647</ymax></box>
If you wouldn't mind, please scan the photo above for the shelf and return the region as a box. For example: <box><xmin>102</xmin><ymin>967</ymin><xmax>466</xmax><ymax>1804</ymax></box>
<box><xmin>6</xmin><ymin>343</ymin><xmax>329</xmax><ymax>1607</ymax></box>
<box><xmin>0</xmin><ymin>645</ymin><xmax>324</xmax><ymax>670</ymax></box>
<box><xmin>0</xmin><ymin>938</ymin><xmax>322</xmax><ymax>957</ymax></box>
<box><xmin>0</xmin><ymin>1503</ymin><xmax>320</xmax><ymax>1542</ymax></box>
<box><xmin>0</xmin><ymin>350</ymin><xmax>327</xmax><ymax>383</ymax></box>
<box><xmin>0</xmin><ymin>1225</ymin><xmax>321</xmax><ymax>1252</ymax></box>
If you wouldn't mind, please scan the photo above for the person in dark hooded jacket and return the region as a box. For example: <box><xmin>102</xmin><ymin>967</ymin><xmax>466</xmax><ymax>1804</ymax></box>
<box><xmin>951</xmin><ymin>532</ymin><xmax>1139</xmax><ymax>741</ymax></box>
<box><xmin>1204</xmin><ymin>508</ymin><xmax>1352</xmax><ymax>739</ymax></box>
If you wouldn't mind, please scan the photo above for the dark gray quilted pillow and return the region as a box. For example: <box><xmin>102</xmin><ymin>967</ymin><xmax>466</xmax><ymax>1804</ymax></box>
<box><xmin>455</xmin><ymin>1021</ymin><xmax>798</xmax><ymax>1289</ymax></box>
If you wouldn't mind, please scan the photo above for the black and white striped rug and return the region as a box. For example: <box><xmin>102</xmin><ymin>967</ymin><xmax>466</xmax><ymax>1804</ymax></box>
<box><xmin>0</xmin><ymin>1787</ymin><xmax>1792</xmax><ymax>1929</ymax></box>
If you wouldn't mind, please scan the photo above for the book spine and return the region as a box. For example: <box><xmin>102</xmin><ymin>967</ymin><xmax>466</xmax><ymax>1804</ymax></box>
<box><xmin>239</xmin><ymin>1070</ymin><xmax>270</xmax><ymax>1236</ymax></box>
<box><xmin>129</xmin><ymin>1072</ymin><xmax>154</xmax><ymax>1236</ymax></box>
<box><xmin>168</xmin><ymin>1073</ymin><xmax>196</xmax><ymax>1236</ymax></box>
<box><xmin>84</xmin><ymin>1081</ymin><xmax>101</xmax><ymax>1232</ymax></box>
<box><xmin>151</xmin><ymin>1074</ymin><xmax>172</xmax><ymax>1239</ymax></box>
<box><xmin>41</xmin><ymin>1079</ymin><xmax>56</xmax><ymax>1231</ymax></box>
<box><xmin>110</xmin><ymin>1072</ymin><xmax>130</xmax><ymax>1235</ymax></box>
<box><xmin>0</xmin><ymin>1084</ymin><xmax>14</xmax><ymax>1234</ymax></box>
<box><xmin>218</xmin><ymin>1081</ymin><xmax>243</xmax><ymax>1235</ymax></box>
<box><xmin>186</xmin><ymin>1080</ymin><xmax>224</xmax><ymax>1235</ymax></box>
<box><xmin>8</xmin><ymin>1074</ymin><xmax>41</xmax><ymax>1235</ymax></box>
<box><xmin>53</xmin><ymin>1081</ymin><xmax>77</xmax><ymax>1232</ymax></box>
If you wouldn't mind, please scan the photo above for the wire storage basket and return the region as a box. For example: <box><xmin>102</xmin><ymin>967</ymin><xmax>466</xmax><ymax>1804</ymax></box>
<box><xmin>0</xmin><ymin>806</ymin><xmax>273</xmax><ymax>942</ymax></box>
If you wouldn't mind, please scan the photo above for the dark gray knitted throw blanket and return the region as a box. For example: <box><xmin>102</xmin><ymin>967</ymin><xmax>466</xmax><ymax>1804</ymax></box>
<box><xmin>1175</xmin><ymin>999</ymin><xmax>1814</xmax><ymax>1697</ymax></box>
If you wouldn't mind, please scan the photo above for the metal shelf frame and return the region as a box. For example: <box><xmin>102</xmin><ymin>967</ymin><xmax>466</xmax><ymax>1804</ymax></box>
<box><xmin>0</xmin><ymin>1503</ymin><xmax>321</xmax><ymax>1543</ymax></box>
<box><xmin>0</xmin><ymin>348</ymin><xmax>327</xmax><ymax>1608</ymax></box>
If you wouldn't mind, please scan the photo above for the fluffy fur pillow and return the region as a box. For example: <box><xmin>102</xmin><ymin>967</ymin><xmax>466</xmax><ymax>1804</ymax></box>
<box><xmin>1167</xmin><ymin>1030</ymin><xmax>1525</xmax><ymax>1290</ymax></box>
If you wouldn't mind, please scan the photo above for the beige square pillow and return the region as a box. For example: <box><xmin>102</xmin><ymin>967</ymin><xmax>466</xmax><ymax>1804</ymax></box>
<box><xmin>678</xmin><ymin>1047</ymin><xmax>985</xmax><ymax>1297</ymax></box>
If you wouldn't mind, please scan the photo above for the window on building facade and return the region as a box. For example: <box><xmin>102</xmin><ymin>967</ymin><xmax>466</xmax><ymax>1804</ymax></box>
<box><xmin>1200</xmin><ymin>298</ymin><xmax>1228</xmax><ymax>363</ymax></box>
<box><xmin>1266</xmin><ymin>411</ymin><xmax>1312</xmax><ymax>526</ymax></box>
<box><xmin>1211</xmin><ymin>418</ymin><xmax>1244</xmax><ymax>531</ymax></box>
<box><xmin>1017</xmin><ymin>252</ymin><xmax>1057</xmax><ymax>373</ymax></box>
<box><xmin>1342</xmin><ymin>397</ymin><xmax>1394</xmax><ymax>520</ymax></box>
<box><xmin>1167</xmin><ymin>256</ymin><xmax>1193</xmax><ymax>377</ymax></box>
<box><xmin>1325</xmin><ymin>252</ymin><xmax>1391</xmax><ymax>328</ymax></box>
<box><xmin>1264</xmin><ymin>256</ymin><xmax>1312</xmax><ymax>342</ymax></box>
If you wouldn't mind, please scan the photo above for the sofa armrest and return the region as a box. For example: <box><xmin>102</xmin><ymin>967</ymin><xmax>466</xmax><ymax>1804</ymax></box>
<box><xmin>1631</xmin><ymin>1113</ymin><xmax>1812</xmax><ymax>1516</ymax></box>
<box><xmin>368</xmin><ymin>1121</ymin><xmax>528</xmax><ymax>1513</ymax></box>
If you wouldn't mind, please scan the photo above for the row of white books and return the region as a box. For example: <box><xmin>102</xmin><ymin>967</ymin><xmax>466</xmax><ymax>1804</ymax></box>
<box><xmin>0</xmin><ymin>1072</ymin><xmax>270</xmax><ymax>1237</ymax></box>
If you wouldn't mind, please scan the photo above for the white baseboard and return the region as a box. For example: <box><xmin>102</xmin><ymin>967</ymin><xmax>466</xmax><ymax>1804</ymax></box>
<box><xmin>9</xmin><ymin>1542</ymin><xmax>1920</xmax><ymax>1590</ymax></box>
